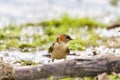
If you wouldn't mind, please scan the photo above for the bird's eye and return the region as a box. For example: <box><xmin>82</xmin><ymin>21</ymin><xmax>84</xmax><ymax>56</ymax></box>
<box><xmin>66</xmin><ymin>36</ymin><xmax>70</xmax><ymax>39</ymax></box>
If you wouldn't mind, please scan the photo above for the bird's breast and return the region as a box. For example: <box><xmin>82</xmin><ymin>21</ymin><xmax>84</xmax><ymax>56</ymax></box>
<box><xmin>51</xmin><ymin>43</ymin><xmax>67</xmax><ymax>59</ymax></box>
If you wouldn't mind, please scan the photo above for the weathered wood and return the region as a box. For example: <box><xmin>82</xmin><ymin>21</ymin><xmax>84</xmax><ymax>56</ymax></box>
<box><xmin>107</xmin><ymin>22</ymin><xmax>120</xmax><ymax>30</ymax></box>
<box><xmin>1</xmin><ymin>55</ymin><xmax>120</xmax><ymax>80</ymax></box>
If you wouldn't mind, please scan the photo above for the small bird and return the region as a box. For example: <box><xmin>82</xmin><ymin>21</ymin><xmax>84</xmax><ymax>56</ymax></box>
<box><xmin>48</xmin><ymin>34</ymin><xmax>73</xmax><ymax>62</ymax></box>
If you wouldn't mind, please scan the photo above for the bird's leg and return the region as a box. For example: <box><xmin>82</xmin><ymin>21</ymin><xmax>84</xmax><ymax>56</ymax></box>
<box><xmin>52</xmin><ymin>59</ymin><xmax>54</xmax><ymax>62</ymax></box>
<box><xmin>64</xmin><ymin>58</ymin><xmax>66</xmax><ymax>62</ymax></box>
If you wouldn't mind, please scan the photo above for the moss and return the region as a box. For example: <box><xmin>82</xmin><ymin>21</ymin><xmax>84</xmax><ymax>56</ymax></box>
<box><xmin>0</xmin><ymin>31</ymin><xmax>20</xmax><ymax>40</ymax></box>
<box><xmin>0</xmin><ymin>32</ymin><xmax>6</xmax><ymax>39</ymax></box>
<box><xmin>19</xmin><ymin>43</ymin><xmax>36</xmax><ymax>49</ymax></box>
<box><xmin>5</xmin><ymin>39</ymin><xmax>19</xmax><ymax>49</ymax></box>
<box><xmin>44</xmin><ymin>26</ymin><xmax>68</xmax><ymax>36</ymax></box>
<box><xmin>23</xmin><ymin>14</ymin><xmax>106</xmax><ymax>28</ymax></box>
<box><xmin>109</xmin><ymin>73</ymin><xmax>120</xmax><ymax>80</ymax></box>
<box><xmin>0</xmin><ymin>46</ymin><xmax>5</xmax><ymax>51</ymax></box>
<box><xmin>59</xmin><ymin>77</ymin><xmax>73</xmax><ymax>80</ymax></box>
<box><xmin>15</xmin><ymin>59</ymin><xmax>41</xmax><ymax>66</ymax></box>
<box><xmin>85</xmin><ymin>31</ymin><xmax>100</xmax><ymax>47</ymax></box>
<box><xmin>0</xmin><ymin>15</ymin><xmax>108</xmax><ymax>51</ymax></box>
<box><xmin>50</xmin><ymin>76</ymin><xmax>54</xmax><ymax>80</ymax></box>
<box><xmin>0</xmin><ymin>24</ymin><xmax>21</xmax><ymax>40</ymax></box>
<box><xmin>58</xmin><ymin>76</ymin><xmax>97</xmax><ymax>80</ymax></box>
<box><xmin>60</xmin><ymin>15</ymin><xmax>106</xmax><ymax>28</ymax></box>
<box><xmin>68</xmin><ymin>30</ymin><xmax>102</xmax><ymax>51</ymax></box>
<box><xmin>68</xmin><ymin>38</ymin><xmax>86</xmax><ymax>51</ymax></box>
<box><xmin>31</xmin><ymin>34</ymin><xmax>51</xmax><ymax>49</ymax></box>
<box><xmin>58</xmin><ymin>73</ymin><xmax>120</xmax><ymax>80</ymax></box>
<box><xmin>23</xmin><ymin>22</ymin><xmax>36</xmax><ymax>26</ymax></box>
<box><xmin>0</xmin><ymin>24</ymin><xmax>41</xmax><ymax>51</ymax></box>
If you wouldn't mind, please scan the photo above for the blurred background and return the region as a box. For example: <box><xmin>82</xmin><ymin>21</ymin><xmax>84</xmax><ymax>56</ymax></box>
<box><xmin>0</xmin><ymin>0</ymin><xmax>120</xmax><ymax>79</ymax></box>
<box><xmin>0</xmin><ymin>0</ymin><xmax>120</xmax><ymax>27</ymax></box>
<box><xmin>0</xmin><ymin>0</ymin><xmax>120</xmax><ymax>69</ymax></box>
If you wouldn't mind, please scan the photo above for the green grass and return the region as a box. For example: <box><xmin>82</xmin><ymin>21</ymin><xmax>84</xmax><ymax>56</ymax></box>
<box><xmin>68</xmin><ymin>38</ymin><xmax>86</xmax><ymax>51</ymax></box>
<box><xmin>0</xmin><ymin>15</ymin><xmax>108</xmax><ymax>51</ymax></box>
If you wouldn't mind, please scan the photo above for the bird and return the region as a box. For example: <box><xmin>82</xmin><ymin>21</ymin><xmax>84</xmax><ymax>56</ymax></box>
<box><xmin>48</xmin><ymin>34</ymin><xmax>73</xmax><ymax>62</ymax></box>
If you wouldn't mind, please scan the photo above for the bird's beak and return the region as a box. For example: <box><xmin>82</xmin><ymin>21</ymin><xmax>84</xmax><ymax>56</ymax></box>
<box><xmin>69</xmin><ymin>38</ymin><xmax>73</xmax><ymax>40</ymax></box>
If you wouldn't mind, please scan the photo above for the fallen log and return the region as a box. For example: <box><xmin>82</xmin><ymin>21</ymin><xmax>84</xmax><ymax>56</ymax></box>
<box><xmin>107</xmin><ymin>22</ymin><xmax>120</xmax><ymax>30</ymax></box>
<box><xmin>0</xmin><ymin>55</ymin><xmax>120</xmax><ymax>80</ymax></box>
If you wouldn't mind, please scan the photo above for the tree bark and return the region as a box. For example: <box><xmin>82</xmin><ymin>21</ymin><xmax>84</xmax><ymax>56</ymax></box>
<box><xmin>0</xmin><ymin>55</ymin><xmax>120</xmax><ymax>80</ymax></box>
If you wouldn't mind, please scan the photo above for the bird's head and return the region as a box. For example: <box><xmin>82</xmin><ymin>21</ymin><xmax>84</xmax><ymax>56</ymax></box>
<box><xmin>57</xmin><ymin>34</ymin><xmax>73</xmax><ymax>43</ymax></box>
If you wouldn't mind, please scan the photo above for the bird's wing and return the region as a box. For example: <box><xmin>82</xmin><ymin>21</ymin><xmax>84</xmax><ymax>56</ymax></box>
<box><xmin>66</xmin><ymin>47</ymin><xmax>70</xmax><ymax>54</ymax></box>
<box><xmin>48</xmin><ymin>42</ymin><xmax>55</xmax><ymax>54</ymax></box>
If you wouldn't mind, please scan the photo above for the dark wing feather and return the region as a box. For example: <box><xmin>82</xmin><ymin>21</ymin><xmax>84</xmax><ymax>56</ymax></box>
<box><xmin>66</xmin><ymin>47</ymin><xmax>70</xmax><ymax>54</ymax></box>
<box><xmin>48</xmin><ymin>42</ymin><xmax>55</xmax><ymax>53</ymax></box>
